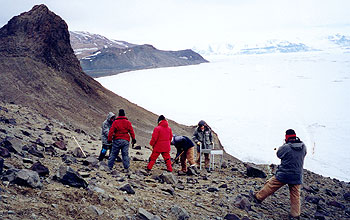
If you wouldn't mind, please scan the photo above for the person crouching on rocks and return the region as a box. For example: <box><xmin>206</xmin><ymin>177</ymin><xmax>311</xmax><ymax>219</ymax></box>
<box><xmin>107</xmin><ymin>109</ymin><xmax>136</xmax><ymax>173</ymax></box>
<box><xmin>250</xmin><ymin>129</ymin><xmax>307</xmax><ymax>220</ymax></box>
<box><xmin>98</xmin><ymin>112</ymin><xmax>116</xmax><ymax>161</ymax></box>
<box><xmin>171</xmin><ymin>135</ymin><xmax>198</xmax><ymax>175</ymax></box>
<box><xmin>147</xmin><ymin>115</ymin><xmax>173</xmax><ymax>172</ymax></box>
<box><xmin>192</xmin><ymin>120</ymin><xmax>213</xmax><ymax>170</ymax></box>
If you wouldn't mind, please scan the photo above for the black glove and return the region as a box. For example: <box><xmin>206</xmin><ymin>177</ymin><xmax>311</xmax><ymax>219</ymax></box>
<box><xmin>132</xmin><ymin>139</ymin><xmax>137</xmax><ymax>145</ymax></box>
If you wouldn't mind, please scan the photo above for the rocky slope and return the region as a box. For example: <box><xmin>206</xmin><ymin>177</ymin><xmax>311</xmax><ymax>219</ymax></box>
<box><xmin>1</xmin><ymin>102</ymin><xmax>349</xmax><ymax>220</ymax></box>
<box><xmin>69</xmin><ymin>31</ymin><xmax>208</xmax><ymax>78</ymax></box>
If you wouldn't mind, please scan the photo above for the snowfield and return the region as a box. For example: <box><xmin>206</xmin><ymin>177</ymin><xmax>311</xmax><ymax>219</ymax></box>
<box><xmin>97</xmin><ymin>51</ymin><xmax>350</xmax><ymax>182</ymax></box>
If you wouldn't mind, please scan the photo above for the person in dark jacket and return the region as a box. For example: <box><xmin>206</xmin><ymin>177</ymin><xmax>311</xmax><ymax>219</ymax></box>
<box><xmin>171</xmin><ymin>135</ymin><xmax>197</xmax><ymax>174</ymax></box>
<box><xmin>98</xmin><ymin>112</ymin><xmax>116</xmax><ymax>161</ymax></box>
<box><xmin>250</xmin><ymin>129</ymin><xmax>307</xmax><ymax>220</ymax></box>
<box><xmin>192</xmin><ymin>120</ymin><xmax>213</xmax><ymax>169</ymax></box>
<box><xmin>147</xmin><ymin>115</ymin><xmax>173</xmax><ymax>172</ymax></box>
<box><xmin>107</xmin><ymin>109</ymin><xmax>136</xmax><ymax>172</ymax></box>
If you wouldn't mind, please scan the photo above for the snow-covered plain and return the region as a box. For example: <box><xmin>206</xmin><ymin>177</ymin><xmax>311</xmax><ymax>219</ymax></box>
<box><xmin>97</xmin><ymin>51</ymin><xmax>350</xmax><ymax>182</ymax></box>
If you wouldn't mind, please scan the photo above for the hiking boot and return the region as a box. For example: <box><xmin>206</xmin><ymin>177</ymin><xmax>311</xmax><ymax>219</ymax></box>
<box><xmin>249</xmin><ymin>190</ymin><xmax>262</xmax><ymax>204</ymax></box>
<box><xmin>190</xmin><ymin>164</ymin><xmax>199</xmax><ymax>174</ymax></box>
<box><xmin>288</xmin><ymin>215</ymin><xmax>300</xmax><ymax>220</ymax></box>
<box><xmin>178</xmin><ymin>170</ymin><xmax>187</xmax><ymax>176</ymax></box>
<box><xmin>123</xmin><ymin>168</ymin><xmax>129</xmax><ymax>173</ymax></box>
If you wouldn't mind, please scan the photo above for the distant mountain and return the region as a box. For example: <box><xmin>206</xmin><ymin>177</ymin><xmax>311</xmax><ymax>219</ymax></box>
<box><xmin>70</xmin><ymin>31</ymin><xmax>136</xmax><ymax>59</ymax></box>
<box><xmin>328</xmin><ymin>34</ymin><xmax>350</xmax><ymax>49</ymax></box>
<box><xmin>193</xmin><ymin>40</ymin><xmax>316</xmax><ymax>56</ymax></box>
<box><xmin>80</xmin><ymin>44</ymin><xmax>208</xmax><ymax>77</ymax></box>
<box><xmin>70</xmin><ymin>32</ymin><xmax>208</xmax><ymax>78</ymax></box>
<box><xmin>0</xmin><ymin>4</ymin><xmax>194</xmax><ymax>144</ymax></box>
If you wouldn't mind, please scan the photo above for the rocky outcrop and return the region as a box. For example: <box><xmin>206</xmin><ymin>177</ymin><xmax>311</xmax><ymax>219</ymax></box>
<box><xmin>80</xmin><ymin>44</ymin><xmax>208</xmax><ymax>77</ymax></box>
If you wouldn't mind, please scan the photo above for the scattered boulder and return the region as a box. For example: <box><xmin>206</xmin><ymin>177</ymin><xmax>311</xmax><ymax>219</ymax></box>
<box><xmin>0</xmin><ymin>147</ymin><xmax>11</xmax><ymax>158</ymax></box>
<box><xmin>137</xmin><ymin>208</ymin><xmax>161</xmax><ymax>220</ymax></box>
<box><xmin>159</xmin><ymin>172</ymin><xmax>178</xmax><ymax>185</ymax></box>
<box><xmin>72</xmin><ymin>147</ymin><xmax>85</xmax><ymax>158</ymax></box>
<box><xmin>44</xmin><ymin>146</ymin><xmax>57</xmax><ymax>156</ymax></box>
<box><xmin>234</xmin><ymin>196</ymin><xmax>251</xmax><ymax>211</ymax></box>
<box><xmin>53</xmin><ymin>140</ymin><xmax>67</xmax><ymax>151</ymax></box>
<box><xmin>62</xmin><ymin>155</ymin><xmax>77</xmax><ymax>164</ymax></box>
<box><xmin>55</xmin><ymin>165</ymin><xmax>88</xmax><ymax>188</ymax></box>
<box><xmin>27</xmin><ymin>145</ymin><xmax>44</xmax><ymax>158</ymax></box>
<box><xmin>170</xmin><ymin>205</ymin><xmax>190</xmax><ymax>220</ymax></box>
<box><xmin>119</xmin><ymin>183</ymin><xmax>135</xmax><ymax>194</ymax></box>
<box><xmin>1</xmin><ymin>137</ymin><xmax>23</xmax><ymax>155</ymax></box>
<box><xmin>12</xmin><ymin>169</ymin><xmax>42</xmax><ymax>188</ymax></box>
<box><xmin>2</xmin><ymin>168</ymin><xmax>20</xmax><ymax>182</ymax></box>
<box><xmin>0</xmin><ymin>158</ymin><xmax>4</xmax><ymax>175</ymax></box>
<box><xmin>224</xmin><ymin>214</ymin><xmax>240</xmax><ymax>220</ymax></box>
<box><xmin>88</xmin><ymin>205</ymin><xmax>104</xmax><ymax>216</ymax></box>
<box><xmin>83</xmin><ymin>156</ymin><xmax>99</xmax><ymax>167</ymax></box>
<box><xmin>0</xmin><ymin>116</ymin><xmax>16</xmax><ymax>125</ymax></box>
<box><xmin>245</xmin><ymin>164</ymin><xmax>267</xmax><ymax>178</ymax></box>
<box><xmin>344</xmin><ymin>192</ymin><xmax>350</xmax><ymax>201</ymax></box>
<box><xmin>30</xmin><ymin>161</ymin><xmax>49</xmax><ymax>176</ymax></box>
<box><xmin>305</xmin><ymin>195</ymin><xmax>323</xmax><ymax>204</ymax></box>
<box><xmin>208</xmin><ymin>187</ymin><xmax>219</xmax><ymax>192</ymax></box>
<box><xmin>327</xmin><ymin>200</ymin><xmax>345</xmax><ymax>210</ymax></box>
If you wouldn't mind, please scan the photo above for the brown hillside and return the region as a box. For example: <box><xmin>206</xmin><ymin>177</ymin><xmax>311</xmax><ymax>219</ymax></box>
<box><xmin>0</xmin><ymin>4</ymin><xmax>205</xmax><ymax>147</ymax></box>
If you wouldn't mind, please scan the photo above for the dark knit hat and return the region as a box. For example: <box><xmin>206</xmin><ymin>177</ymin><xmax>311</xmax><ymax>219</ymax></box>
<box><xmin>285</xmin><ymin>129</ymin><xmax>296</xmax><ymax>141</ymax></box>
<box><xmin>158</xmin><ymin>115</ymin><xmax>165</xmax><ymax>123</ymax></box>
<box><xmin>118</xmin><ymin>109</ymin><xmax>125</xmax><ymax>116</ymax></box>
<box><xmin>198</xmin><ymin>120</ymin><xmax>206</xmax><ymax>127</ymax></box>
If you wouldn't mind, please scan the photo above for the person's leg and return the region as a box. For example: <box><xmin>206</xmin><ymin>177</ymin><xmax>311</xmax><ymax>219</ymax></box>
<box><xmin>204</xmin><ymin>153</ymin><xmax>210</xmax><ymax>169</ymax></box>
<box><xmin>98</xmin><ymin>144</ymin><xmax>108</xmax><ymax>161</ymax></box>
<box><xmin>147</xmin><ymin>151</ymin><xmax>160</xmax><ymax>170</ymax></box>
<box><xmin>108</xmin><ymin>140</ymin><xmax>121</xmax><ymax>169</ymax></box>
<box><xmin>255</xmin><ymin>176</ymin><xmax>285</xmax><ymax>201</ymax></box>
<box><xmin>289</xmin><ymin>184</ymin><xmax>301</xmax><ymax>218</ymax></box>
<box><xmin>187</xmin><ymin>147</ymin><xmax>196</xmax><ymax>166</ymax></box>
<box><xmin>180</xmin><ymin>150</ymin><xmax>187</xmax><ymax>172</ymax></box>
<box><xmin>120</xmin><ymin>140</ymin><xmax>130</xmax><ymax>169</ymax></box>
<box><xmin>161</xmin><ymin>152</ymin><xmax>172</xmax><ymax>172</ymax></box>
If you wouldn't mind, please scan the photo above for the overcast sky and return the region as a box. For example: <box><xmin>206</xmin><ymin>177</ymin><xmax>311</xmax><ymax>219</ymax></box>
<box><xmin>1</xmin><ymin>0</ymin><xmax>350</xmax><ymax>49</ymax></box>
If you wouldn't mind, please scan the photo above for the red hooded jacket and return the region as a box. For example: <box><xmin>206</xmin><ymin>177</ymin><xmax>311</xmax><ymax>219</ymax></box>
<box><xmin>149</xmin><ymin>120</ymin><xmax>173</xmax><ymax>152</ymax></box>
<box><xmin>108</xmin><ymin>116</ymin><xmax>135</xmax><ymax>142</ymax></box>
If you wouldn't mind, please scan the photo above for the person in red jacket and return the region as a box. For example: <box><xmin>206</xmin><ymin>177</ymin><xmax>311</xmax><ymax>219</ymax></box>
<box><xmin>147</xmin><ymin>115</ymin><xmax>173</xmax><ymax>172</ymax></box>
<box><xmin>107</xmin><ymin>109</ymin><xmax>136</xmax><ymax>172</ymax></box>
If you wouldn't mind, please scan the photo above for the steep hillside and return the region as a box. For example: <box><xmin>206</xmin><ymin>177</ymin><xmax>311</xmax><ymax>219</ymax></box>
<box><xmin>0</xmin><ymin>4</ymin><xmax>198</xmax><ymax>147</ymax></box>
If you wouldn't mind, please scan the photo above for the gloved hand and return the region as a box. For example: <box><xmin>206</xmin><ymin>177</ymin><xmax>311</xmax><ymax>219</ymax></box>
<box><xmin>107</xmin><ymin>140</ymin><xmax>112</xmax><ymax>144</ymax></box>
<box><xmin>132</xmin><ymin>139</ymin><xmax>137</xmax><ymax>145</ymax></box>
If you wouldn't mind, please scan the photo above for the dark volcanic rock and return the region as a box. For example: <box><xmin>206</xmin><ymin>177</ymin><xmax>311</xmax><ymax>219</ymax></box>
<box><xmin>224</xmin><ymin>214</ymin><xmax>240</xmax><ymax>220</ymax></box>
<box><xmin>30</xmin><ymin>161</ymin><xmax>50</xmax><ymax>176</ymax></box>
<box><xmin>245</xmin><ymin>164</ymin><xmax>267</xmax><ymax>178</ymax></box>
<box><xmin>55</xmin><ymin>165</ymin><xmax>88</xmax><ymax>188</ymax></box>
<box><xmin>119</xmin><ymin>183</ymin><xmax>135</xmax><ymax>194</ymax></box>
<box><xmin>12</xmin><ymin>169</ymin><xmax>42</xmax><ymax>188</ymax></box>
<box><xmin>0</xmin><ymin>158</ymin><xmax>3</xmax><ymax>175</ymax></box>
<box><xmin>0</xmin><ymin>147</ymin><xmax>11</xmax><ymax>158</ymax></box>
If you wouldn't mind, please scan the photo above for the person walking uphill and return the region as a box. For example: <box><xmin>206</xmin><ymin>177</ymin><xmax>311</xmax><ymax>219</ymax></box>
<box><xmin>107</xmin><ymin>109</ymin><xmax>136</xmax><ymax>173</ymax></box>
<box><xmin>192</xmin><ymin>120</ymin><xmax>213</xmax><ymax>170</ymax></box>
<box><xmin>98</xmin><ymin>112</ymin><xmax>116</xmax><ymax>161</ymax></box>
<box><xmin>250</xmin><ymin>129</ymin><xmax>307</xmax><ymax>220</ymax></box>
<box><xmin>147</xmin><ymin>115</ymin><xmax>173</xmax><ymax>172</ymax></box>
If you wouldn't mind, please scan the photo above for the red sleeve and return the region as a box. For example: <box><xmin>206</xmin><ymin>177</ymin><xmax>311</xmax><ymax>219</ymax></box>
<box><xmin>149</xmin><ymin>126</ymin><xmax>159</xmax><ymax>147</ymax></box>
<box><xmin>128</xmin><ymin>121</ymin><xmax>136</xmax><ymax>140</ymax></box>
<box><xmin>169</xmin><ymin>128</ymin><xmax>173</xmax><ymax>141</ymax></box>
<box><xmin>108</xmin><ymin>122</ymin><xmax>116</xmax><ymax>142</ymax></box>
